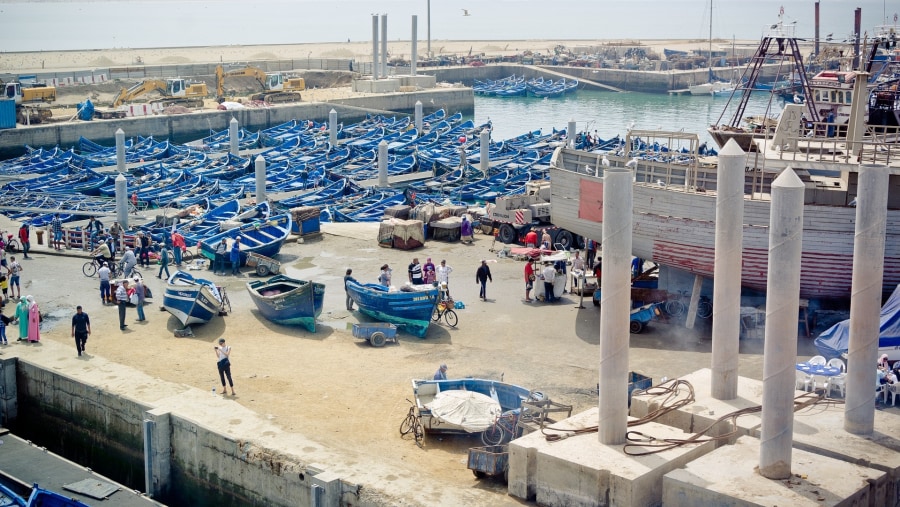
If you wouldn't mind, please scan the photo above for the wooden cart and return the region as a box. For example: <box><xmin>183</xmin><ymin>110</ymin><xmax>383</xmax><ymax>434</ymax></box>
<box><xmin>245</xmin><ymin>252</ymin><xmax>281</xmax><ymax>276</ymax></box>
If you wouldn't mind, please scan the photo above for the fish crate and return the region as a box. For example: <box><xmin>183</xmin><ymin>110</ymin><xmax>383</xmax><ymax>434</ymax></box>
<box><xmin>516</xmin><ymin>398</ymin><xmax>573</xmax><ymax>436</ymax></box>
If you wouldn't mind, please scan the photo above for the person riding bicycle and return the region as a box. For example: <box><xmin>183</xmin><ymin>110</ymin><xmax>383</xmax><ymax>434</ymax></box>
<box><xmin>91</xmin><ymin>240</ymin><xmax>112</xmax><ymax>267</ymax></box>
<box><xmin>120</xmin><ymin>247</ymin><xmax>137</xmax><ymax>278</ymax></box>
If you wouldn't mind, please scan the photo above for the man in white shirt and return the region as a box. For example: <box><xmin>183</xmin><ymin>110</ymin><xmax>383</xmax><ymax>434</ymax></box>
<box><xmin>98</xmin><ymin>262</ymin><xmax>112</xmax><ymax>304</ymax></box>
<box><xmin>436</xmin><ymin>260</ymin><xmax>453</xmax><ymax>293</ymax></box>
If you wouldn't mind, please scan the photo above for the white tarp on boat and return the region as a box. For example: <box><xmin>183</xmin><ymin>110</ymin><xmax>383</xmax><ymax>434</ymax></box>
<box><xmin>425</xmin><ymin>390</ymin><xmax>501</xmax><ymax>433</ymax></box>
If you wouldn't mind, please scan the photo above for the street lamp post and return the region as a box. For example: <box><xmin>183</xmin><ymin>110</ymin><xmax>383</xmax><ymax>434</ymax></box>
<box><xmin>307</xmin><ymin>51</ymin><xmax>312</xmax><ymax>69</ymax></box>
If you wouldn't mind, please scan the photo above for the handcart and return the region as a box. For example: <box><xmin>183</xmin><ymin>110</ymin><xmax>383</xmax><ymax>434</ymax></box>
<box><xmin>628</xmin><ymin>302</ymin><xmax>663</xmax><ymax>334</ymax></box>
<box><xmin>351</xmin><ymin>322</ymin><xmax>398</xmax><ymax>347</ymax></box>
<box><xmin>245</xmin><ymin>252</ymin><xmax>281</xmax><ymax>276</ymax></box>
<box><xmin>467</xmin><ymin>445</ymin><xmax>509</xmax><ymax>481</ymax></box>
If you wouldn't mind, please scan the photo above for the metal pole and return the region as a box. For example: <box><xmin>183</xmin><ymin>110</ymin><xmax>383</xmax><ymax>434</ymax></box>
<box><xmin>845</xmin><ymin>164</ymin><xmax>889</xmax><ymax>434</ymax></box>
<box><xmin>711</xmin><ymin>139</ymin><xmax>747</xmax><ymax>400</ymax></box>
<box><xmin>759</xmin><ymin>168</ymin><xmax>805</xmax><ymax>480</ymax></box>
<box><xmin>598</xmin><ymin>168</ymin><xmax>633</xmax><ymax>445</ymax></box>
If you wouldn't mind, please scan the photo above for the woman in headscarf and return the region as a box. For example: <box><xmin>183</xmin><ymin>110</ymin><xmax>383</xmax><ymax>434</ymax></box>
<box><xmin>15</xmin><ymin>297</ymin><xmax>28</xmax><ymax>341</ymax></box>
<box><xmin>26</xmin><ymin>295</ymin><xmax>40</xmax><ymax>343</ymax></box>
<box><xmin>423</xmin><ymin>258</ymin><xmax>436</xmax><ymax>285</ymax></box>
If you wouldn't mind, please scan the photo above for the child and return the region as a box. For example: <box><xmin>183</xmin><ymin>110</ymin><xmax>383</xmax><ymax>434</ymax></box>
<box><xmin>0</xmin><ymin>311</ymin><xmax>10</xmax><ymax>345</ymax></box>
<box><xmin>0</xmin><ymin>275</ymin><xmax>8</xmax><ymax>303</ymax></box>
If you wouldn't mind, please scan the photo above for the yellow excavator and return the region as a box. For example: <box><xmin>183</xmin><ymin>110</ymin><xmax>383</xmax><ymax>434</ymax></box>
<box><xmin>111</xmin><ymin>78</ymin><xmax>208</xmax><ymax>108</ymax></box>
<box><xmin>215</xmin><ymin>65</ymin><xmax>304</xmax><ymax>104</ymax></box>
<box><xmin>2</xmin><ymin>80</ymin><xmax>56</xmax><ymax>124</ymax></box>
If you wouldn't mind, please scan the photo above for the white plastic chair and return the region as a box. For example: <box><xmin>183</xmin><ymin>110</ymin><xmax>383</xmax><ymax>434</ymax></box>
<box><xmin>826</xmin><ymin>373</ymin><xmax>846</xmax><ymax>398</ymax></box>
<box><xmin>795</xmin><ymin>370</ymin><xmax>812</xmax><ymax>392</ymax></box>
<box><xmin>810</xmin><ymin>375</ymin><xmax>829</xmax><ymax>393</ymax></box>
<box><xmin>886</xmin><ymin>383</ymin><xmax>900</xmax><ymax>407</ymax></box>
<box><xmin>827</xmin><ymin>358</ymin><xmax>846</xmax><ymax>372</ymax></box>
<box><xmin>808</xmin><ymin>355</ymin><xmax>827</xmax><ymax>366</ymax></box>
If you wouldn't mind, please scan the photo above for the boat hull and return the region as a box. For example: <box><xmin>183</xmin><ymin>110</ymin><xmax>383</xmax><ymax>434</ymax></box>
<box><xmin>246</xmin><ymin>275</ymin><xmax>325</xmax><ymax>333</ymax></box>
<box><xmin>346</xmin><ymin>281</ymin><xmax>438</xmax><ymax>338</ymax></box>
<box><xmin>412</xmin><ymin>378</ymin><xmax>533</xmax><ymax>434</ymax></box>
<box><xmin>163</xmin><ymin>271</ymin><xmax>222</xmax><ymax>326</ymax></box>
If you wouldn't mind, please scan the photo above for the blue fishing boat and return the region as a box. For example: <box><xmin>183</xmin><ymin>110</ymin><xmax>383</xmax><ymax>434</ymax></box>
<box><xmin>345</xmin><ymin>280</ymin><xmax>439</xmax><ymax>338</ymax></box>
<box><xmin>246</xmin><ymin>275</ymin><xmax>325</xmax><ymax>333</ymax></box>
<box><xmin>196</xmin><ymin>213</ymin><xmax>292</xmax><ymax>264</ymax></box>
<box><xmin>412</xmin><ymin>378</ymin><xmax>536</xmax><ymax>435</ymax></box>
<box><xmin>0</xmin><ymin>483</ymin><xmax>25</xmax><ymax>507</ymax></box>
<box><xmin>163</xmin><ymin>271</ymin><xmax>223</xmax><ymax>327</ymax></box>
<box><xmin>26</xmin><ymin>484</ymin><xmax>90</xmax><ymax>506</ymax></box>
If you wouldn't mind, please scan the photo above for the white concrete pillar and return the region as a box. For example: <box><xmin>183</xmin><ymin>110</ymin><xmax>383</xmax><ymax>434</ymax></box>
<box><xmin>115</xmin><ymin>173</ymin><xmax>128</xmax><ymax>229</ymax></box>
<box><xmin>411</xmin><ymin>15</ymin><xmax>418</xmax><ymax>77</ymax></box>
<box><xmin>229</xmin><ymin>117</ymin><xmax>239</xmax><ymax>156</ymax></box>
<box><xmin>414</xmin><ymin>101</ymin><xmax>423</xmax><ymax>135</ymax></box>
<box><xmin>254</xmin><ymin>155</ymin><xmax>267</xmax><ymax>204</ymax></box>
<box><xmin>427</xmin><ymin>0</ymin><xmax>431</xmax><ymax>57</ymax></box>
<box><xmin>372</xmin><ymin>15</ymin><xmax>379</xmax><ymax>79</ymax></box>
<box><xmin>599</xmin><ymin>168</ymin><xmax>633</xmax><ymax>445</ymax></box>
<box><xmin>115</xmin><ymin>128</ymin><xmax>126</xmax><ymax>173</ymax></box>
<box><xmin>381</xmin><ymin>15</ymin><xmax>389</xmax><ymax>78</ymax></box>
<box><xmin>711</xmin><ymin>139</ymin><xmax>747</xmax><ymax>400</ymax></box>
<box><xmin>568</xmin><ymin>119</ymin><xmax>577</xmax><ymax>148</ymax></box>
<box><xmin>479</xmin><ymin>129</ymin><xmax>490</xmax><ymax>174</ymax></box>
<box><xmin>759</xmin><ymin>167</ymin><xmax>805</xmax><ymax>480</ymax></box>
<box><xmin>378</xmin><ymin>140</ymin><xmax>389</xmax><ymax>187</ymax></box>
<box><xmin>845</xmin><ymin>164</ymin><xmax>889</xmax><ymax>434</ymax></box>
<box><xmin>329</xmin><ymin>109</ymin><xmax>338</xmax><ymax>148</ymax></box>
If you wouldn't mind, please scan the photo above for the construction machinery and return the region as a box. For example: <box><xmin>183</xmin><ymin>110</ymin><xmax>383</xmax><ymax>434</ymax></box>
<box><xmin>215</xmin><ymin>65</ymin><xmax>304</xmax><ymax>104</ymax></box>
<box><xmin>111</xmin><ymin>78</ymin><xmax>208</xmax><ymax>108</ymax></box>
<box><xmin>2</xmin><ymin>80</ymin><xmax>56</xmax><ymax>124</ymax></box>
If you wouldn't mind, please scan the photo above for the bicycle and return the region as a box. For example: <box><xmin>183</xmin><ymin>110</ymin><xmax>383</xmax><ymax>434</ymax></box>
<box><xmin>2</xmin><ymin>232</ymin><xmax>19</xmax><ymax>253</ymax></box>
<box><xmin>216</xmin><ymin>286</ymin><xmax>232</xmax><ymax>315</ymax></box>
<box><xmin>697</xmin><ymin>295</ymin><xmax>713</xmax><ymax>319</ymax></box>
<box><xmin>83</xmin><ymin>258</ymin><xmax>125</xmax><ymax>278</ymax></box>
<box><xmin>664</xmin><ymin>290</ymin><xmax>688</xmax><ymax>317</ymax></box>
<box><xmin>431</xmin><ymin>297</ymin><xmax>458</xmax><ymax>327</ymax></box>
<box><xmin>156</xmin><ymin>245</ymin><xmax>195</xmax><ymax>266</ymax></box>
<box><xmin>399</xmin><ymin>398</ymin><xmax>424</xmax><ymax>447</ymax></box>
<box><xmin>481</xmin><ymin>408</ymin><xmax>522</xmax><ymax>446</ymax></box>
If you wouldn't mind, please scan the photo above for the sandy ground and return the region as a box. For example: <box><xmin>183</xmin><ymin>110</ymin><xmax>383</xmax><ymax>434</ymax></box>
<box><xmin>0</xmin><ymin>211</ymin><xmax>836</xmax><ymax>506</ymax></box>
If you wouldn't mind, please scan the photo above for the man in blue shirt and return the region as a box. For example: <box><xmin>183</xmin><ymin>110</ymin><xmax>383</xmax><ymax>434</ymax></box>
<box><xmin>71</xmin><ymin>305</ymin><xmax>91</xmax><ymax>356</ymax></box>
<box><xmin>50</xmin><ymin>213</ymin><xmax>62</xmax><ymax>251</ymax></box>
<box><xmin>433</xmin><ymin>363</ymin><xmax>448</xmax><ymax>380</ymax></box>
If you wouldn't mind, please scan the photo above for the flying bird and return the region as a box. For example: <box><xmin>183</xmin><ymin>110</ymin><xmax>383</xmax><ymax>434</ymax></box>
<box><xmin>462</xmin><ymin>9</ymin><xmax>471</xmax><ymax>16</ymax></box>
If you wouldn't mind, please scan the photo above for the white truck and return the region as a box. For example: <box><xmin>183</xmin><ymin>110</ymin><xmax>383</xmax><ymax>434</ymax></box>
<box><xmin>482</xmin><ymin>180</ymin><xmax>584</xmax><ymax>249</ymax></box>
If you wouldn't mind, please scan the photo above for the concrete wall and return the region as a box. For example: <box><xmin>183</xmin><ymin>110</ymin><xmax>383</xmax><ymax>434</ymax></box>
<box><xmin>7</xmin><ymin>359</ymin><xmax>364</xmax><ymax>507</ymax></box>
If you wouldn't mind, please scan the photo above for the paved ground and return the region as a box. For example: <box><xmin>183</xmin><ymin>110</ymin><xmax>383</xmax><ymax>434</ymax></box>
<box><xmin>0</xmin><ymin>216</ymin><xmax>881</xmax><ymax>506</ymax></box>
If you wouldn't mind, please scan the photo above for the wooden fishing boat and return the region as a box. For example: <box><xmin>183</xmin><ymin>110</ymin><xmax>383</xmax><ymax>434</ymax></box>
<box><xmin>196</xmin><ymin>213</ymin><xmax>292</xmax><ymax>263</ymax></box>
<box><xmin>246</xmin><ymin>275</ymin><xmax>325</xmax><ymax>332</ymax></box>
<box><xmin>162</xmin><ymin>271</ymin><xmax>223</xmax><ymax>327</ymax></box>
<box><xmin>345</xmin><ymin>280</ymin><xmax>439</xmax><ymax>338</ymax></box>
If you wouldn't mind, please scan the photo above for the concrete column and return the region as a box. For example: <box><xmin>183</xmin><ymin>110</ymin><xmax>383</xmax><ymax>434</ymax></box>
<box><xmin>372</xmin><ymin>15</ymin><xmax>379</xmax><ymax>79</ymax></box>
<box><xmin>0</xmin><ymin>358</ymin><xmax>18</xmax><ymax>426</ymax></box>
<box><xmin>414</xmin><ymin>101</ymin><xmax>423</xmax><ymax>135</ymax></box>
<box><xmin>115</xmin><ymin>173</ymin><xmax>128</xmax><ymax>229</ymax></box>
<box><xmin>479</xmin><ymin>129</ymin><xmax>490</xmax><ymax>174</ymax></box>
<box><xmin>381</xmin><ymin>15</ymin><xmax>388</xmax><ymax>78</ymax></box>
<box><xmin>759</xmin><ymin>167</ymin><xmax>805</xmax><ymax>480</ymax></box>
<box><xmin>254</xmin><ymin>155</ymin><xmax>267</xmax><ymax>204</ymax></box>
<box><xmin>115</xmin><ymin>128</ymin><xmax>126</xmax><ymax>173</ymax></box>
<box><xmin>229</xmin><ymin>117</ymin><xmax>239</xmax><ymax>156</ymax></box>
<box><xmin>599</xmin><ymin>168</ymin><xmax>633</xmax><ymax>445</ymax></box>
<box><xmin>711</xmin><ymin>140</ymin><xmax>747</xmax><ymax>400</ymax></box>
<box><xmin>378</xmin><ymin>140</ymin><xmax>389</xmax><ymax>188</ymax></box>
<box><xmin>411</xmin><ymin>15</ymin><xmax>418</xmax><ymax>76</ymax></box>
<box><xmin>143</xmin><ymin>408</ymin><xmax>172</xmax><ymax>499</ymax></box>
<box><xmin>568</xmin><ymin>119</ymin><xmax>577</xmax><ymax>148</ymax></box>
<box><xmin>845</xmin><ymin>164</ymin><xmax>889</xmax><ymax>434</ymax></box>
<box><xmin>427</xmin><ymin>0</ymin><xmax>431</xmax><ymax>57</ymax></box>
<box><xmin>329</xmin><ymin>109</ymin><xmax>338</xmax><ymax>148</ymax></box>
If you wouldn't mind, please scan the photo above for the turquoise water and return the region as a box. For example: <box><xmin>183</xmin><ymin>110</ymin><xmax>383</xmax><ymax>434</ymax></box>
<box><xmin>473</xmin><ymin>90</ymin><xmax>785</xmax><ymax>146</ymax></box>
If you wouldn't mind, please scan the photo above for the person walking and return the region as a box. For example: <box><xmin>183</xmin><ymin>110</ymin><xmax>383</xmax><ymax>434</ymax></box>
<box><xmin>0</xmin><ymin>311</ymin><xmax>10</xmax><ymax>345</ymax></box>
<box><xmin>15</xmin><ymin>297</ymin><xmax>28</xmax><ymax>341</ymax></box>
<box><xmin>524</xmin><ymin>259</ymin><xmax>535</xmax><ymax>302</ymax></box>
<box><xmin>115</xmin><ymin>280</ymin><xmax>129</xmax><ymax>330</ymax></box>
<box><xmin>460</xmin><ymin>216</ymin><xmax>474</xmax><ymax>244</ymax></box>
<box><xmin>8</xmin><ymin>256</ymin><xmax>21</xmax><ymax>300</ymax></box>
<box><xmin>137</xmin><ymin>232</ymin><xmax>151</xmax><ymax>268</ymax></box>
<box><xmin>215</xmin><ymin>338</ymin><xmax>235</xmax><ymax>395</ymax></box>
<box><xmin>437</xmin><ymin>260</ymin><xmax>453</xmax><ymax>294</ymax></box>
<box><xmin>344</xmin><ymin>268</ymin><xmax>357</xmax><ymax>310</ymax></box>
<box><xmin>26</xmin><ymin>295</ymin><xmax>40</xmax><ymax>343</ymax></box>
<box><xmin>214</xmin><ymin>238</ymin><xmax>228</xmax><ymax>275</ymax></box>
<box><xmin>229</xmin><ymin>237</ymin><xmax>241</xmax><ymax>276</ymax></box>
<box><xmin>475</xmin><ymin>259</ymin><xmax>492</xmax><ymax>301</ymax></box>
<box><xmin>98</xmin><ymin>261</ymin><xmax>112</xmax><ymax>304</ymax></box>
<box><xmin>542</xmin><ymin>261</ymin><xmax>557</xmax><ymax>303</ymax></box>
<box><xmin>50</xmin><ymin>213</ymin><xmax>63</xmax><ymax>250</ymax></box>
<box><xmin>72</xmin><ymin>305</ymin><xmax>91</xmax><ymax>357</ymax></box>
<box><xmin>586</xmin><ymin>238</ymin><xmax>597</xmax><ymax>269</ymax></box>
<box><xmin>134</xmin><ymin>277</ymin><xmax>146</xmax><ymax>322</ymax></box>
<box><xmin>120</xmin><ymin>247</ymin><xmax>137</xmax><ymax>278</ymax></box>
<box><xmin>433</xmin><ymin>363</ymin><xmax>448</xmax><ymax>380</ymax></box>
<box><xmin>171</xmin><ymin>230</ymin><xmax>186</xmax><ymax>266</ymax></box>
<box><xmin>17</xmin><ymin>223</ymin><xmax>30</xmax><ymax>259</ymax></box>
<box><xmin>157</xmin><ymin>245</ymin><xmax>170</xmax><ymax>279</ymax></box>
<box><xmin>378</xmin><ymin>264</ymin><xmax>392</xmax><ymax>287</ymax></box>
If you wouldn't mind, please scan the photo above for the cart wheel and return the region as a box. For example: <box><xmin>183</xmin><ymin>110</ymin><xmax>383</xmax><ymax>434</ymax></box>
<box><xmin>630</xmin><ymin>320</ymin><xmax>644</xmax><ymax>334</ymax></box>
<box><xmin>256</xmin><ymin>265</ymin><xmax>270</xmax><ymax>276</ymax></box>
<box><xmin>592</xmin><ymin>299</ymin><xmax>600</xmax><ymax>307</ymax></box>
<box><xmin>370</xmin><ymin>332</ymin><xmax>387</xmax><ymax>347</ymax></box>
<box><xmin>473</xmin><ymin>470</ymin><xmax>486</xmax><ymax>479</ymax></box>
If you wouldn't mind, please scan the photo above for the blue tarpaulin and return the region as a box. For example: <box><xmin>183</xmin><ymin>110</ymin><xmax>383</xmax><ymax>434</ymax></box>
<box><xmin>814</xmin><ymin>284</ymin><xmax>900</xmax><ymax>360</ymax></box>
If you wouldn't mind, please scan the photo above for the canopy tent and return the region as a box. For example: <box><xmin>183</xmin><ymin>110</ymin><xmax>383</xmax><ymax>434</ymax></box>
<box><xmin>814</xmin><ymin>284</ymin><xmax>900</xmax><ymax>361</ymax></box>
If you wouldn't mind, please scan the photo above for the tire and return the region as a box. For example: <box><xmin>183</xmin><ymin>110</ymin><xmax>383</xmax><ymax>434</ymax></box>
<box><xmin>497</xmin><ymin>224</ymin><xmax>516</xmax><ymax>244</ymax></box>
<box><xmin>630</xmin><ymin>320</ymin><xmax>644</xmax><ymax>334</ymax></box>
<box><xmin>432</xmin><ymin>307</ymin><xmax>441</xmax><ymax>322</ymax></box>
<box><xmin>400</xmin><ymin>414</ymin><xmax>414</xmax><ymax>435</ymax></box>
<box><xmin>481</xmin><ymin>425</ymin><xmax>505</xmax><ymax>446</ymax></box>
<box><xmin>82</xmin><ymin>262</ymin><xmax>97</xmax><ymax>277</ymax></box>
<box><xmin>555</xmin><ymin>230</ymin><xmax>574</xmax><ymax>250</ymax></box>
<box><xmin>473</xmin><ymin>470</ymin><xmax>487</xmax><ymax>479</ymax></box>
<box><xmin>414</xmin><ymin>422</ymin><xmax>424</xmax><ymax>447</ymax></box>
<box><xmin>182</xmin><ymin>249</ymin><xmax>195</xmax><ymax>263</ymax></box>
<box><xmin>256</xmin><ymin>265</ymin><xmax>270</xmax><ymax>276</ymax></box>
<box><xmin>370</xmin><ymin>331</ymin><xmax>386</xmax><ymax>347</ymax></box>
<box><xmin>131</xmin><ymin>267</ymin><xmax>142</xmax><ymax>279</ymax></box>
<box><xmin>166</xmin><ymin>249</ymin><xmax>176</xmax><ymax>266</ymax></box>
<box><xmin>665</xmin><ymin>299</ymin><xmax>685</xmax><ymax>317</ymax></box>
<box><xmin>5</xmin><ymin>240</ymin><xmax>18</xmax><ymax>253</ymax></box>
<box><xmin>592</xmin><ymin>298</ymin><xmax>600</xmax><ymax>307</ymax></box>
<box><xmin>697</xmin><ymin>301</ymin><xmax>713</xmax><ymax>319</ymax></box>
<box><xmin>443</xmin><ymin>309</ymin><xmax>458</xmax><ymax>327</ymax></box>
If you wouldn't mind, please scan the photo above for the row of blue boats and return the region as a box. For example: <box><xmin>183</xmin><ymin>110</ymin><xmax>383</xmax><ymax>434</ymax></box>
<box><xmin>473</xmin><ymin>75</ymin><xmax>579</xmax><ymax>98</ymax></box>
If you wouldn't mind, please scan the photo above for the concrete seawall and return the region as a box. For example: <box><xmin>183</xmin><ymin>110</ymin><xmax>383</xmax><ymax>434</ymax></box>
<box><xmin>0</xmin><ymin>88</ymin><xmax>474</xmax><ymax>160</ymax></box>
